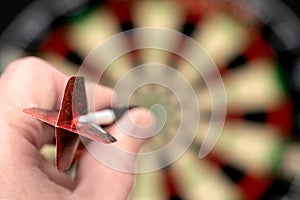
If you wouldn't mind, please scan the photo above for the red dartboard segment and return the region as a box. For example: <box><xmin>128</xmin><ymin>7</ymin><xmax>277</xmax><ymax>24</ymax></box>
<box><xmin>39</xmin><ymin>28</ymin><xmax>72</xmax><ymax>56</ymax></box>
<box><xmin>244</xmin><ymin>34</ymin><xmax>276</xmax><ymax>60</ymax></box>
<box><xmin>238</xmin><ymin>175</ymin><xmax>272</xmax><ymax>200</ymax></box>
<box><xmin>181</xmin><ymin>0</ymin><xmax>205</xmax><ymax>24</ymax></box>
<box><xmin>108</xmin><ymin>0</ymin><xmax>133</xmax><ymax>25</ymax></box>
<box><xmin>226</xmin><ymin>100</ymin><xmax>293</xmax><ymax>135</ymax></box>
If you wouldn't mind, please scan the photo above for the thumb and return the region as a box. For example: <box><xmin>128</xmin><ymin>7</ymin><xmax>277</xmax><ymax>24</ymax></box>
<box><xmin>73</xmin><ymin>108</ymin><xmax>155</xmax><ymax>200</ymax></box>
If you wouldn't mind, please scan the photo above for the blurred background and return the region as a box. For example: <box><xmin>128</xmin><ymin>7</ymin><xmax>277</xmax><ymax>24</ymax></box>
<box><xmin>1</xmin><ymin>0</ymin><xmax>300</xmax><ymax>199</ymax></box>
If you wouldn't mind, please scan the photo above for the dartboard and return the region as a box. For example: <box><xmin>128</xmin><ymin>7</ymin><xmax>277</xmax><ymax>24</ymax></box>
<box><xmin>1</xmin><ymin>0</ymin><xmax>300</xmax><ymax>199</ymax></box>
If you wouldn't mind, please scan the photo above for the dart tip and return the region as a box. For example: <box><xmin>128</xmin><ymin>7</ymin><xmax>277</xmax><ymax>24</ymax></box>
<box><xmin>102</xmin><ymin>129</ymin><xmax>117</xmax><ymax>143</ymax></box>
<box><xmin>108</xmin><ymin>135</ymin><xmax>117</xmax><ymax>143</ymax></box>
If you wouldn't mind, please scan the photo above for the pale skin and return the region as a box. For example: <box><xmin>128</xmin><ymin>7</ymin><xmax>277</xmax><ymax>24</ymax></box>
<box><xmin>0</xmin><ymin>57</ymin><xmax>154</xmax><ymax>200</ymax></box>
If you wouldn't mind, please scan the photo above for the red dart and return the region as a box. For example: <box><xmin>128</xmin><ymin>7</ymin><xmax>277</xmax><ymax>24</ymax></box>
<box><xmin>23</xmin><ymin>76</ymin><xmax>116</xmax><ymax>171</ymax></box>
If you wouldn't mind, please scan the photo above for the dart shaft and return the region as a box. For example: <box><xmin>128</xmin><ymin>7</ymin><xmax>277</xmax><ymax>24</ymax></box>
<box><xmin>78</xmin><ymin>109</ymin><xmax>116</xmax><ymax>125</ymax></box>
<box><xmin>77</xmin><ymin>106</ymin><xmax>134</xmax><ymax>125</ymax></box>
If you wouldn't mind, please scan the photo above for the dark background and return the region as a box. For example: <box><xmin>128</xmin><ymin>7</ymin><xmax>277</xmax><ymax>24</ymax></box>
<box><xmin>0</xmin><ymin>0</ymin><xmax>299</xmax><ymax>35</ymax></box>
<box><xmin>0</xmin><ymin>0</ymin><xmax>34</xmax><ymax>33</ymax></box>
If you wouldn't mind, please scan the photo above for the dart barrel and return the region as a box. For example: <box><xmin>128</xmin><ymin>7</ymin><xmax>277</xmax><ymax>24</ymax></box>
<box><xmin>1</xmin><ymin>0</ymin><xmax>300</xmax><ymax>199</ymax></box>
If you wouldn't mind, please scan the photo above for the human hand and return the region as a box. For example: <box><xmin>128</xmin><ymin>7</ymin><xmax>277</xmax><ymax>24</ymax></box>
<box><xmin>0</xmin><ymin>57</ymin><xmax>154</xmax><ymax>200</ymax></box>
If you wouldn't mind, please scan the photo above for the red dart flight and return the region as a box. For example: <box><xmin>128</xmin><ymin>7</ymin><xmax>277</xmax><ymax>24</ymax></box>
<box><xmin>23</xmin><ymin>76</ymin><xmax>116</xmax><ymax>171</ymax></box>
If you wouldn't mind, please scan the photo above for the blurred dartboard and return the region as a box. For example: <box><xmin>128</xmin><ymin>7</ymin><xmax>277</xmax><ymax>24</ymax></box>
<box><xmin>1</xmin><ymin>0</ymin><xmax>300</xmax><ymax>199</ymax></box>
